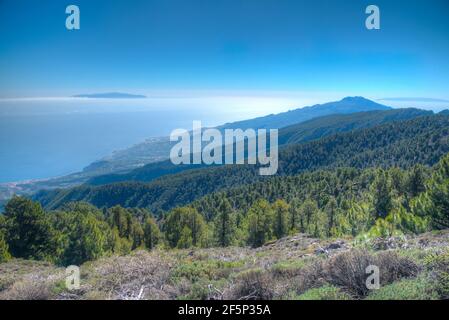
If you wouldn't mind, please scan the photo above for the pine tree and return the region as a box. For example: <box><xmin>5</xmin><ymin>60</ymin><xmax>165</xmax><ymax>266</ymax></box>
<box><xmin>107</xmin><ymin>206</ymin><xmax>146</xmax><ymax>249</ymax></box>
<box><xmin>246</xmin><ymin>199</ymin><xmax>273</xmax><ymax>247</ymax></box>
<box><xmin>372</xmin><ymin>170</ymin><xmax>393</xmax><ymax>218</ymax></box>
<box><xmin>177</xmin><ymin>226</ymin><xmax>193</xmax><ymax>249</ymax></box>
<box><xmin>426</xmin><ymin>153</ymin><xmax>449</xmax><ymax>228</ymax></box>
<box><xmin>309</xmin><ymin>209</ymin><xmax>328</xmax><ymax>238</ymax></box>
<box><xmin>3</xmin><ymin>197</ymin><xmax>58</xmax><ymax>262</ymax></box>
<box><xmin>143</xmin><ymin>217</ymin><xmax>162</xmax><ymax>250</ymax></box>
<box><xmin>272</xmin><ymin>200</ymin><xmax>289</xmax><ymax>239</ymax></box>
<box><xmin>300</xmin><ymin>199</ymin><xmax>319</xmax><ymax>234</ymax></box>
<box><xmin>110</xmin><ymin>227</ymin><xmax>132</xmax><ymax>255</ymax></box>
<box><xmin>289</xmin><ymin>198</ymin><xmax>301</xmax><ymax>233</ymax></box>
<box><xmin>61</xmin><ymin>211</ymin><xmax>112</xmax><ymax>265</ymax></box>
<box><xmin>108</xmin><ymin>206</ymin><xmax>130</xmax><ymax>238</ymax></box>
<box><xmin>164</xmin><ymin>207</ymin><xmax>207</xmax><ymax>248</ymax></box>
<box><xmin>48</xmin><ymin>203</ymin><xmax>118</xmax><ymax>265</ymax></box>
<box><xmin>324</xmin><ymin>197</ymin><xmax>338</xmax><ymax>236</ymax></box>
<box><xmin>408</xmin><ymin>164</ymin><xmax>427</xmax><ymax>197</ymax></box>
<box><xmin>385</xmin><ymin>205</ymin><xmax>428</xmax><ymax>234</ymax></box>
<box><xmin>390</xmin><ymin>167</ymin><xmax>406</xmax><ymax>195</ymax></box>
<box><xmin>214</xmin><ymin>199</ymin><xmax>236</xmax><ymax>247</ymax></box>
<box><xmin>346</xmin><ymin>202</ymin><xmax>372</xmax><ymax>236</ymax></box>
<box><xmin>128</xmin><ymin>218</ymin><xmax>145</xmax><ymax>250</ymax></box>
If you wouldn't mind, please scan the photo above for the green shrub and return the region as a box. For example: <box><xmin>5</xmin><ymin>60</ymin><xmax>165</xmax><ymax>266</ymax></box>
<box><xmin>226</xmin><ymin>268</ymin><xmax>274</xmax><ymax>300</ymax></box>
<box><xmin>366</xmin><ymin>276</ymin><xmax>438</xmax><ymax>300</ymax></box>
<box><xmin>424</xmin><ymin>251</ymin><xmax>449</xmax><ymax>299</ymax></box>
<box><xmin>270</xmin><ymin>260</ymin><xmax>307</xmax><ymax>278</ymax></box>
<box><xmin>294</xmin><ymin>285</ymin><xmax>352</xmax><ymax>300</ymax></box>
<box><xmin>394</xmin><ymin>248</ymin><xmax>432</xmax><ymax>265</ymax></box>
<box><xmin>178</xmin><ymin>279</ymin><xmax>227</xmax><ymax>300</ymax></box>
<box><xmin>3</xmin><ymin>197</ymin><xmax>59</xmax><ymax>262</ymax></box>
<box><xmin>0</xmin><ymin>231</ymin><xmax>11</xmax><ymax>263</ymax></box>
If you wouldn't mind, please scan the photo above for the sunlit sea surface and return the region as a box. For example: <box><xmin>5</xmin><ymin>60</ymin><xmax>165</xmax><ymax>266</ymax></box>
<box><xmin>0</xmin><ymin>96</ymin><xmax>446</xmax><ymax>183</ymax></box>
<box><xmin>0</xmin><ymin>97</ymin><xmax>275</xmax><ymax>182</ymax></box>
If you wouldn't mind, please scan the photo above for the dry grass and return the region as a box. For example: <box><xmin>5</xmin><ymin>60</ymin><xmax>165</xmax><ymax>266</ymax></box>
<box><xmin>224</xmin><ymin>268</ymin><xmax>275</xmax><ymax>300</ymax></box>
<box><xmin>1</xmin><ymin>276</ymin><xmax>53</xmax><ymax>300</ymax></box>
<box><xmin>82</xmin><ymin>250</ymin><xmax>176</xmax><ymax>300</ymax></box>
<box><xmin>0</xmin><ymin>259</ymin><xmax>64</xmax><ymax>300</ymax></box>
<box><xmin>323</xmin><ymin>250</ymin><xmax>418</xmax><ymax>297</ymax></box>
<box><xmin>1</xmin><ymin>231</ymin><xmax>447</xmax><ymax>300</ymax></box>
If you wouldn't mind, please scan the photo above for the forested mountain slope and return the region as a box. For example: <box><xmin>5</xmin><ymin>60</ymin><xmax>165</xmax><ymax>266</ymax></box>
<box><xmin>33</xmin><ymin>115</ymin><xmax>449</xmax><ymax>213</ymax></box>
<box><xmin>279</xmin><ymin>108</ymin><xmax>430</xmax><ymax>145</ymax></box>
<box><xmin>6</xmin><ymin>151</ymin><xmax>449</xmax><ymax>268</ymax></box>
<box><xmin>87</xmin><ymin>108</ymin><xmax>430</xmax><ymax>186</ymax></box>
<box><xmin>219</xmin><ymin>96</ymin><xmax>391</xmax><ymax>130</ymax></box>
<box><xmin>79</xmin><ymin>96</ymin><xmax>394</xmax><ymax>179</ymax></box>
<box><xmin>0</xmin><ymin>97</ymin><xmax>396</xmax><ymax>202</ymax></box>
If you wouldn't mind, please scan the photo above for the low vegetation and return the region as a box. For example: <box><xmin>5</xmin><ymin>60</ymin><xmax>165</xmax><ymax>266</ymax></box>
<box><xmin>2</xmin><ymin>153</ymin><xmax>448</xmax><ymax>268</ymax></box>
<box><xmin>1</xmin><ymin>117</ymin><xmax>448</xmax><ymax>300</ymax></box>
<box><xmin>0</xmin><ymin>230</ymin><xmax>448</xmax><ymax>300</ymax></box>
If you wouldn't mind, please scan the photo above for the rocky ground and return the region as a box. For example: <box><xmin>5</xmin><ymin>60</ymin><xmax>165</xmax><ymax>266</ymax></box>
<box><xmin>1</xmin><ymin>230</ymin><xmax>449</xmax><ymax>300</ymax></box>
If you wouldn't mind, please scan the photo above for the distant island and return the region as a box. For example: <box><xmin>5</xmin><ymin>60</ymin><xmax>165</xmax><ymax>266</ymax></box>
<box><xmin>72</xmin><ymin>92</ymin><xmax>147</xmax><ymax>99</ymax></box>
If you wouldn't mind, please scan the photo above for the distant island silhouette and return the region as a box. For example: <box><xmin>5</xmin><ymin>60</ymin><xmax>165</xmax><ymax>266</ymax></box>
<box><xmin>72</xmin><ymin>92</ymin><xmax>147</xmax><ymax>99</ymax></box>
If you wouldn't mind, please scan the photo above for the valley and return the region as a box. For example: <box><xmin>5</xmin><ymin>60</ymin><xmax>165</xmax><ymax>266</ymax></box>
<box><xmin>0</xmin><ymin>97</ymin><xmax>411</xmax><ymax>203</ymax></box>
<box><xmin>1</xmin><ymin>96</ymin><xmax>449</xmax><ymax>301</ymax></box>
<box><xmin>2</xmin><ymin>0</ymin><xmax>449</xmax><ymax>303</ymax></box>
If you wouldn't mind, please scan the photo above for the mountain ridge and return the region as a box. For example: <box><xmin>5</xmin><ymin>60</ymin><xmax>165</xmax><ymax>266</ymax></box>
<box><xmin>87</xmin><ymin>108</ymin><xmax>431</xmax><ymax>186</ymax></box>
<box><xmin>0</xmin><ymin>97</ymin><xmax>405</xmax><ymax>204</ymax></box>
<box><xmin>33</xmin><ymin>114</ymin><xmax>449</xmax><ymax>213</ymax></box>
<box><xmin>219</xmin><ymin>96</ymin><xmax>391</xmax><ymax>130</ymax></box>
<box><xmin>82</xmin><ymin>96</ymin><xmax>393</xmax><ymax>175</ymax></box>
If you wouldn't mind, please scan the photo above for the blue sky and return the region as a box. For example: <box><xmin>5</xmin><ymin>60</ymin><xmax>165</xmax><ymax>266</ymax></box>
<box><xmin>0</xmin><ymin>0</ymin><xmax>448</xmax><ymax>102</ymax></box>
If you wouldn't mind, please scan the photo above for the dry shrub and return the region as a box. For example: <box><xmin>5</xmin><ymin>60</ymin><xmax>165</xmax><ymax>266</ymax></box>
<box><xmin>278</xmin><ymin>259</ymin><xmax>327</xmax><ymax>297</ymax></box>
<box><xmin>276</xmin><ymin>250</ymin><xmax>419</xmax><ymax>299</ymax></box>
<box><xmin>324</xmin><ymin>250</ymin><xmax>374</xmax><ymax>297</ymax></box>
<box><xmin>0</xmin><ymin>275</ymin><xmax>54</xmax><ymax>300</ymax></box>
<box><xmin>225</xmin><ymin>268</ymin><xmax>274</xmax><ymax>300</ymax></box>
<box><xmin>88</xmin><ymin>250</ymin><xmax>175</xmax><ymax>300</ymax></box>
<box><xmin>82</xmin><ymin>290</ymin><xmax>109</xmax><ymax>300</ymax></box>
<box><xmin>376</xmin><ymin>251</ymin><xmax>419</xmax><ymax>283</ymax></box>
<box><xmin>324</xmin><ymin>250</ymin><xmax>418</xmax><ymax>297</ymax></box>
<box><xmin>300</xmin><ymin>261</ymin><xmax>326</xmax><ymax>286</ymax></box>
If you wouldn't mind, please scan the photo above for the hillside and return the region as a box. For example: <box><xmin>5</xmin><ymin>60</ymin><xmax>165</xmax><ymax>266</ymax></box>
<box><xmin>86</xmin><ymin>96</ymin><xmax>393</xmax><ymax>177</ymax></box>
<box><xmin>219</xmin><ymin>96</ymin><xmax>391</xmax><ymax>130</ymax></box>
<box><xmin>1</xmin><ymin>230</ymin><xmax>448</xmax><ymax>300</ymax></box>
<box><xmin>3</xmin><ymin>134</ymin><xmax>449</xmax><ymax>302</ymax></box>
<box><xmin>33</xmin><ymin>114</ymin><xmax>449</xmax><ymax>213</ymax></box>
<box><xmin>279</xmin><ymin>108</ymin><xmax>430</xmax><ymax>145</ymax></box>
<box><xmin>87</xmin><ymin>108</ymin><xmax>430</xmax><ymax>186</ymax></box>
<box><xmin>0</xmin><ymin>97</ymin><xmax>395</xmax><ymax>202</ymax></box>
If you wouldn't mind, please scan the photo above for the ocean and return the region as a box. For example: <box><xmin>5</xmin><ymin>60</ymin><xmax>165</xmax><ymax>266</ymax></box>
<box><xmin>0</xmin><ymin>97</ymin><xmax>278</xmax><ymax>183</ymax></box>
<box><xmin>2</xmin><ymin>96</ymin><xmax>443</xmax><ymax>183</ymax></box>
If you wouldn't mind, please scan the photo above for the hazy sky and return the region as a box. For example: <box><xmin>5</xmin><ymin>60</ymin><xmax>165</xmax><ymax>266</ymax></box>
<box><xmin>0</xmin><ymin>0</ymin><xmax>448</xmax><ymax>101</ymax></box>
